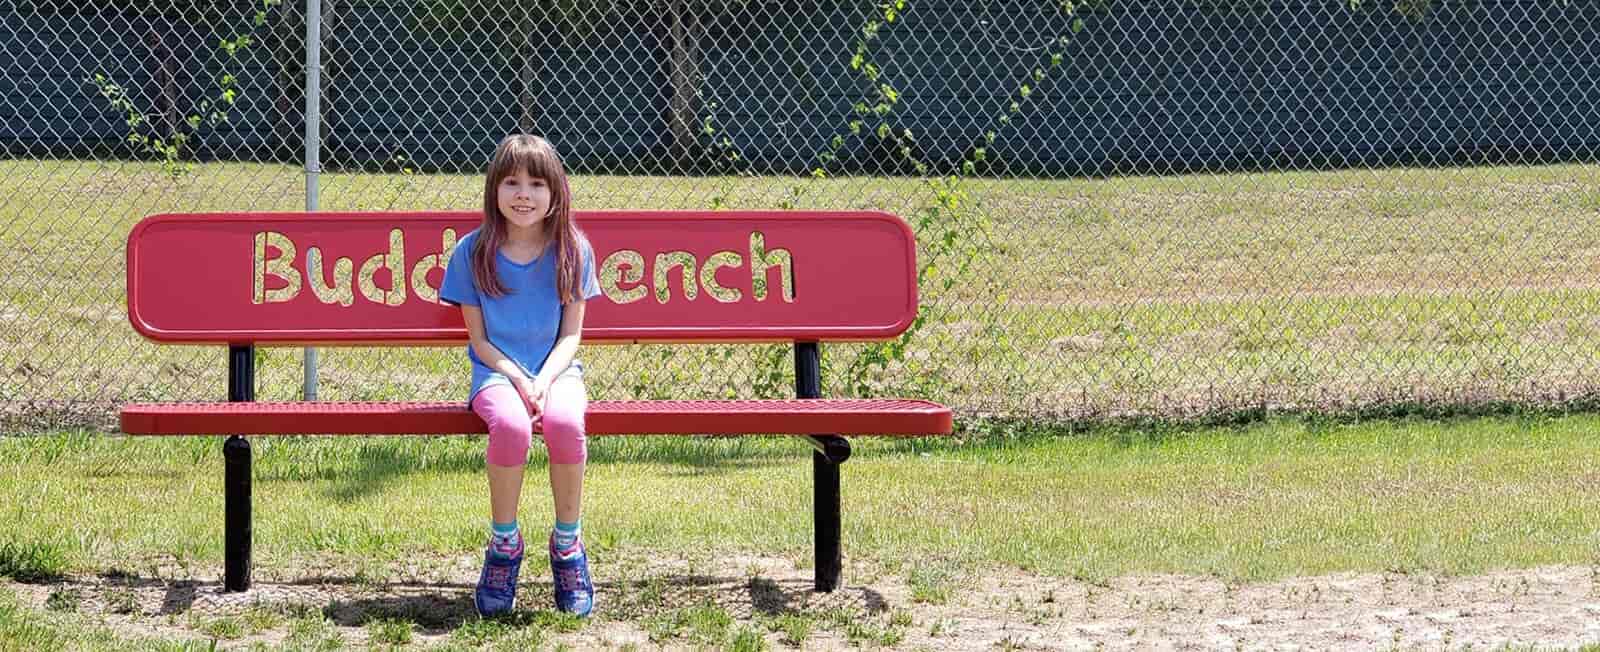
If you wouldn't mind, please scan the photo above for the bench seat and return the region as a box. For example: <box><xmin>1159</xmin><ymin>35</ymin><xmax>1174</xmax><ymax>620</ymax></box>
<box><xmin>122</xmin><ymin>399</ymin><xmax>953</xmax><ymax>436</ymax></box>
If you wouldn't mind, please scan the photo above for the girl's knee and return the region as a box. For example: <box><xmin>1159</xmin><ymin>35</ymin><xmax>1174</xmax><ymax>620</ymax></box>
<box><xmin>540</xmin><ymin>409</ymin><xmax>587</xmax><ymax>464</ymax></box>
<box><xmin>485</xmin><ymin>413</ymin><xmax>534</xmax><ymax>466</ymax></box>
<box><xmin>474</xmin><ymin>386</ymin><xmax>534</xmax><ymax>465</ymax></box>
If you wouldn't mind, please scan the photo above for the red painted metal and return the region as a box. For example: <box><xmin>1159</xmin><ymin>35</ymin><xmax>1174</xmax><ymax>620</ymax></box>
<box><xmin>120</xmin><ymin>399</ymin><xmax>954</xmax><ymax>436</ymax></box>
<box><xmin>127</xmin><ymin>210</ymin><xmax>917</xmax><ymax>344</ymax></box>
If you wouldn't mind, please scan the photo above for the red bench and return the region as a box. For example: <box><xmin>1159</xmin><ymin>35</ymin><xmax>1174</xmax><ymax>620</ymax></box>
<box><xmin>121</xmin><ymin>210</ymin><xmax>952</xmax><ymax>593</ymax></box>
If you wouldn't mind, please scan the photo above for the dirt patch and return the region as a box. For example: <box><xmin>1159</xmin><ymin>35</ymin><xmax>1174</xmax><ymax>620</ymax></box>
<box><xmin>8</xmin><ymin>553</ymin><xmax>1600</xmax><ymax>649</ymax></box>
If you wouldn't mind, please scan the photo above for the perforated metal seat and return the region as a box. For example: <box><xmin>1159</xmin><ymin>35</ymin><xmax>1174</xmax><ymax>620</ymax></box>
<box><xmin>121</xmin><ymin>399</ymin><xmax>953</xmax><ymax>436</ymax></box>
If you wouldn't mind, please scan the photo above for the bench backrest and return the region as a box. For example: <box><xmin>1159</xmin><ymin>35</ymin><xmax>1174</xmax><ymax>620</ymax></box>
<box><xmin>127</xmin><ymin>210</ymin><xmax>917</xmax><ymax>345</ymax></box>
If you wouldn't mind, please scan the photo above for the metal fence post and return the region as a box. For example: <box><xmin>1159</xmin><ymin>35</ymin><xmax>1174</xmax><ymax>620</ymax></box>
<box><xmin>302</xmin><ymin>0</ymin><xmax>322</xmax><ymax>401</ymax></box>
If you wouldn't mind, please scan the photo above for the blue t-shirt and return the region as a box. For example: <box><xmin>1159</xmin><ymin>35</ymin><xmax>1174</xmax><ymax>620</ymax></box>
<box><xmin>438</xmin><ymin>228</ymin><xmax>601</xmax><ymax>401</ymax></box>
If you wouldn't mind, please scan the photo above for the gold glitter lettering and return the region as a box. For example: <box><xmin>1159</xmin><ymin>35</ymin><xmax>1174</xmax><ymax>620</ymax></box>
<box><xmin>699</xmin><ymin>251</ymin><xmax>744</xmax><ymax>303</ymax></box>
<box><xmin>410</xmin><ymin>228</ymin><xmax>457</xmax><ymax>304</ymax></box>
<box><xmin>653</xmin><ymin>251</ymin><xmax>697</xmax><ymax>304</ymax></box>
<box><xmin>357</xmin><ymin>228</ymin><xmax>407</xmax><ymax>306</ymax></box>
<box><xmin>306</xmin><ymin>247</ymin><xmax>354</xmax><ymax>307</ymax></box>
<box><xmin>252</xmin><ymin>231</ymin><xmax>301</xmax><ymax>304</ymax></box>
<box><xmin>600</xmin><ymin>250</ymin><xmax>647</xmax><ymax>304</ymax></box>
<box><xmin>749</xmin><ymin>232</ymin><xmax>794</xmax><ymax>302</ymax></box>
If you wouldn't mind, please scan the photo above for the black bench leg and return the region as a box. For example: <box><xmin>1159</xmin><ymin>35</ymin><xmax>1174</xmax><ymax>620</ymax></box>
<box><xmin>808</xmin><ymin>435</ymin><xmax>850</xmax><ymax>592</ymax></box>
<box><xmin>813</xmin><ymin>449</ymin><xmax>842</xmax><ymax>592</ymax></box>
<box><xmin>224</xmin><ymin>435</ymin><xmax>252</xmax><ymax>592</ymax></box>
<box><xmin>225</xmin><ymin>344</ymin><xmax>254</xmax><ymax>592</ymax></box>
<box><xmin>795</xmin><ymin>344</ymin><xmax>851</xmax><ymax>592</ymax></box>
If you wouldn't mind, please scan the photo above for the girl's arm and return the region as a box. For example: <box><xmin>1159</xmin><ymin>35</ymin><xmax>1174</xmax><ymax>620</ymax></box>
<box><xmin>529</xmin><ymin>299</ymin><xmax>588</xmax><ymax>407</ymax></box>
<box><xmin>461</xmin><ymin>304</ymin><xmax>539</xmax><ymax>406</ymax></box>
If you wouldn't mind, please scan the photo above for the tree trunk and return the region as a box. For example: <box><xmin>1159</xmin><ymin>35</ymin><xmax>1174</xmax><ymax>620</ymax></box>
<box><xmin>318</xmin><ymin>0</ymin><xmax>339</xmax><ymax>168</ymax></box>
<box><xmin>665</xmin><ymin>0</ymin><xmax>702</xmax><ymax>169</ymax></box>
<box><xmin>517</xmin><ymin>8</ymin><xmax>542</xmax><ymax>134</ymax></box>
<box><xmin>270</xmin><ymin>0</ymin><xmax>305</xmax><ymax>162</ymax></box>
<box><xmin>145</xmin><ymin>17</ymin><xmax>179</xmax><ymax>145</ymax></box>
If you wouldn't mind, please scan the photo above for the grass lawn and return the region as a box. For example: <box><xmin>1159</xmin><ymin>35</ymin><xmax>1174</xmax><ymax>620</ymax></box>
<box><xmin>4</xmin><ymin>161</ymin><xmax>1600</xmax><ymax>425</ymax></box>
<box><xmin>5</xmin><ymin>413</ymin><xmax>1600</xmax><ymax>582</ymax></box>
<box><xmin>4</xmin><ymin>413</ymin><xmax>1600</xmax><ymax>648</ymax></box>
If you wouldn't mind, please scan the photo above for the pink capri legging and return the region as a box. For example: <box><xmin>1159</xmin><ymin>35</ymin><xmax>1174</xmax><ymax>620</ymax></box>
<box><xmin>470</xmin><ymin>365</ymin><xmax>588</xmax><ymax>466</ymax></box>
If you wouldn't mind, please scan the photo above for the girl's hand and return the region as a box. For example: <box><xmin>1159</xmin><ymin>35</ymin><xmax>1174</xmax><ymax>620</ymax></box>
<box><xmin>513</xmin><ymin>376</ymin><xmax>546</xmax><ymax>416</ymax></box>
<box><xmin>530</xmin><ymin>376</ymin><xmax>553</xmax><ymax>412</ymax></box>
<box><xmin>520</xmin><ymin>376</ymin><xmax>554</xmax><ymax>415</ymax></box>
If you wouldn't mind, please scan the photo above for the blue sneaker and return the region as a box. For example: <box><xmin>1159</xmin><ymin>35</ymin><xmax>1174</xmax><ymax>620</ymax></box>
<box><xmin>549</xmin><ymin>537</ymin><xmax>594</xmax><ymax>617</ymax></box>
<box><xmin>474</xmin><ymin>538</ymin><xmax>524</xmax><ymax>617</ymax></box>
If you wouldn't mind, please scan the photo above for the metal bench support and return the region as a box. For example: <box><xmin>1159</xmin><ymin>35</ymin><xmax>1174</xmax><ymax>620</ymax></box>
<box><xmin>225</xmin><ymin>345</ymin><xmax>253</xmax><ymax>593</ymax></box>
<box><xmin>796</xmin><ymin>342</ymin><xmax>848</xmax><ymax>592</ymax></box>
<box><xmin>220</xmin><ymin>341</ymin><xmax>853</xmax><ymax>594</ymax></box>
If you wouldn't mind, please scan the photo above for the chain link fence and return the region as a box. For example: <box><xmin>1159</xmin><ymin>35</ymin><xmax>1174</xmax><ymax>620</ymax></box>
<box><xmin>2</xmin><ymin>0</ymin><xmax>1598</xmax><ymax>432</ymax></box>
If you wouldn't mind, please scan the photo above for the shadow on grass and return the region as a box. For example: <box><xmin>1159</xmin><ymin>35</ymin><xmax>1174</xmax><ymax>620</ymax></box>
<box><xmin>319</xmin><ymin>572</ymin><xmax>889</xmax><ymax>633</ymax></box>
<box><xmin>25</xmin><ymin>568</ymin><xmax>888</xmax><ymax>636</ymax></box>
<box><xmin>860</xmin><ymin>402</ymin><xmax>1599</xmax><ymax>460</ymax></box>
<box><xmin>321</xmin><ymin>440</ymin><xmax>798</xmax><ymax>502</ymax></box>
<box><xmin>51</xmin><ymin>399</ymin><xmax>1600</xmax><ymax>487</ymax></box>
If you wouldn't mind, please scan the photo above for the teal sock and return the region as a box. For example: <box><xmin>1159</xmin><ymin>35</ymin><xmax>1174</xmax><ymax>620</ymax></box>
<box><xmin>553</xmin><ymin>518</ymin><xmax>580</xmax><ymax>550</ymax></box>
<box><xmin>489</xmin><ymin>520</ymin><xmax>521</xmax><ymax>558</ymax></box>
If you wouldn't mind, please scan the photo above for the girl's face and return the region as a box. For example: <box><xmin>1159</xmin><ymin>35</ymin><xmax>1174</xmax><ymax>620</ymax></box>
<box><xmin>496</xmin><ymin>168</ymin><xmax>552</xmax><ymax>231</ymax></box>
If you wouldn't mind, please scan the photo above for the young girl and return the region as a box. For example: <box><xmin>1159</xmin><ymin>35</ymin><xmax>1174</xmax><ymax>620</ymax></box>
<box><xmin>439</xmin><ymin>134</ymin><xmax>601</xmax><ymax>617</ymax></box>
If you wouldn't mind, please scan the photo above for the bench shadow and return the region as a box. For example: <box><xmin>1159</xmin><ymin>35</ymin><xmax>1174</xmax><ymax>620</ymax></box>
<box><xmin>247</xmin><ymin>437</ymin><xmax>798</xmax><ymax>503</ymax></box>
<box><xmin>31</xmin><ymin>565</ymin><xmax>896</xmax><ymax>636</ymax></box>
<box><xmin>79</xmin><ymin>569</ymin><xmax>885</xmax><ymax>633</ymax></box>
<box><xmin>319</xmin><ymin>572</ymin><xmax>888</xmax><ymax>632</ymax></box>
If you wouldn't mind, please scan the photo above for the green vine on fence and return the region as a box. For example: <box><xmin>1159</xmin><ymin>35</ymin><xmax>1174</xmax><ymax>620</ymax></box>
<box><xmin>86</xmin><ymin>0</ymin><xmax>281</xmax><ymax>179</ymax></box>
<box><xmin>832</xmin><ymin>0</ymin><xmax>1090</xmax><ymax>397</ymax></box>
<box><xmin>698</xmin><ymin>0</ymin><xmax>1092</xmax><ymax>399</ymax></box>
<box><xmin>829</xmin><ymin>0</ymin><xmax>1454</xmax><ymax>399</ymax></box>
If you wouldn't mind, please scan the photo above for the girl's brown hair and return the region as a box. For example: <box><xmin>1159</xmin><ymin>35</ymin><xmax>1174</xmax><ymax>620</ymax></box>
<box><xmin>472</xmin><ymin>134</ymin><xmax>585</xmax><ymax>302</ymax></box>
